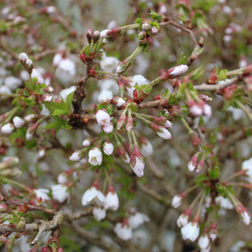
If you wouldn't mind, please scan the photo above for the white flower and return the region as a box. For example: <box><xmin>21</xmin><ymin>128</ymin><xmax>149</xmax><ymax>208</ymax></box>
<box><xmin>226</xmin><ymin>106</ymin><xmax>245</xmax><ymax>121</ymax></box>
<box><xmin>181</xmin><ymin>221</ymin><xmax>199</xmax><ymax>241</ymax></box>
<box><xmin>58</xmin><ymin>172</ymin><xmax>68</xmax><ymax>184</ymax></box>
<box><xmin>114</xmin><ymin>223</ymin><xmax>132</xmax><ymax>240</ymax></box>
<box><xmin>81</xmin><ymin>186</ymin><xmax>105</xmax><ymax>206</ymax></box>
<box><xmin>82</xmin><ymin>139</ymin><xmax>91</xmax><ymax>146</ymax></box>
<box><xmin>103</xmin><ymin>142</ymin><xmax>114</xmax><ymax>155</ymax></box>
<box><xmin>201</xmin><ymin>245</ymin><xmax>211</xmax><ymax>252</ymax></box>
<box><xmin>128</xmin><ymin>212</ymin><xmax>149</xmax><ymax>229</ymax></box>
<box><xmin>13</xmin><ymin>116</ymin><xmax>25</xmax><ymax>128</ymax></box>
<box><xmin>43</xmin><ymin>94</ymin><xmax>53</xmax><ymax>102</ymax></box>
<box><xmin>31</xmin><ymin>68</ymin><xmax>44</xmax><ymax>84</ymax></box>
<box><xmin>88</xmin><ymin>147</ymin><xmax>103</xmax><ymax>166</ymax></box>
<box><xmin>93</xmin><ymin>207</ymin><xmax>106</xmax><ymax>221</ymax></box>
<box><xmin>51</xmin><ymin>184</ymin><xmax>70</xmax><ymax>203</ymax></box>
<box><xmin>103</xmin><ymin>123</ymin><xmax>113</xmax><ymax>134</ymax></box>
<box><xmin>107</xmin><ymin>20</ymin><xmax>117</xmax><ymax>29</ymax></box>
<box><xmin>98</xmin><ymin>79</ymin><xmax>118</xmax><ymax>93</ymax></box>
<box><xmin>203</xmin><ymin>104</ymin><xmax>212</xmax><ymax>116</ymax></box>
<box><xmin>172</xmin><ymin>195</ymin><xmax>183</xmax><ymax>208</ymax></box>
<box><xmin>47</xmin><ymin>86</ymin><xmax>54</xmax><ymax>93</ymax></box>
<box><xmin>34</xmin><ymin>188</ymin><xmax>50</xmax><ymax>202</ymax></box>
<box><xmin>24</xmin><ymin>114</ymin><xmax>36</xmax><ymax>121</ymax></box>
<box><xmin>126</xmin><ymin>75</ymin><xmax>149</xmax><ymax>98</ymax></box>
<box><xmin>105</xmin><ymin>190</ymin><xmax>119</xmax><ymax>211</ymax></box>
<box><xmin>19</xmin><ymin>52</ymin><xmax>28</xmax><ymax>62</ymax></box>
<box><xmin>130</xmin><ymin>157</ymin><xmax>145</xmax><ymax>177</ymax></box>
<box><xmin>239</xmin><ymin>58</ymin><xmax>247</xmax><ymax>68</ymax></box>
<box><xmin>198</xmin><ymin>234</ymin><xmax>210</xmax><ymax>249</ymax></box>
<box><xmin>53</xmin><ymin>53</ymin><xmax>62</xmax><ymax>66</ymax></box>
<box><xmin>69</xmin><ymin>151</ymin><xmax>82</xmax><ymax>161</ymax></box>
<box><xmin>229</xmin><ymin>241</ymin><xmax>246</xmax><ymax>252</ymax></box>
<box><xmin>177</xmin><ymin>214</ymin><xmax>189</xmax><ymax>228</ymax></box>
<box><xmin>242</xmin><ymin>157</ymin><xmax>252</xmax><ymax>183</ymax></box>
<box><xmin>59</xmin><ymin>86</ymin><xmax>76</xmax><ymax>102</ymax></box>
<box><xmin>122</xmin><ymin>153</ymin><xmax>130</xmax><ymax>163</ymax></box>
<box><xmin>4</xmin><ymin>76</ymin><xmax>22</xmax><ymax>91</ymax></box>
<box><xmin>215</xmin><ymin>196</ymin><xmax>234</xmax><ymax>209</ymax></box>
<box><xmin>190</xmin><ymin>105</ymin><xmax>203</xmax><ymax>117</ymax></box>
<box><xmin>95</xmin><ymin>110</ymin><xmax>110</xmax><ymax>126</ymax></box>
<box><xmin>187</xmin><ymin>161</ymin><xmax>196</xmax><ymax>172</ymax></box>
<box><xmin>14</xmin><ymin>116</ymin><xmax>26</xmax><ymax>129</ymax></box>
<box><xmin>241</xmin><ymin>211</ymin><xmax>251</xmax><ymax>225</ymax></box>
<box><xmin>38</xmin><ymin>149</ymin><xmax>45</xmax><ymax>157</ymax></box>
<box><xmin>100</xmin><ymin>29</ymin><xmax>110</xmax><ymax>38</ymax></box>
<box><xmin>40</xmin><ymin>104</ymin><xmax>50</xmax><ymax>116</ymax></box>
<box><xmin>0</xmin><ymin>86</ymin><xmax>12</xmax><ymax>95</ymax></box>
<box><xmin>169</xmin><ymin>65</ymin><xmax>188</xmax><ymax>78</ymax></box>
<box><xmin>1</xmin><ymin>123</ymin><xmax>15</xmax><ymax>134</ymax></box>
<box><xmin>100</xmin><ymin>56</ymin><xmax>119</xmax><ymax>73</ymax></box>
<box><xmin>98</xmin><ymin>89</ymin><xmax>113</xmax><ymax>103</ymax></box>
<box><xmin>47</xmin><ymin>6</ymin><xmax>56</xmax><ymax>14</ymax></box>
<box><xmin>58</xmin><ymin>58</ymin><xmax>76</xmax><ymax>76</ymax></box>
<box><xmin>115</xmin><ymin>97</ymin><xmax>125</xmax><ymax>107</ymax></box>
<box><xmin>140</xmin><ymin>139</ymin><xmax>153</xmax><ymax>157</ymax></box>
<box><xmin>157</xmin><ymin>128</ymin><xmax>172</xmax><ymax>139</ymax></box>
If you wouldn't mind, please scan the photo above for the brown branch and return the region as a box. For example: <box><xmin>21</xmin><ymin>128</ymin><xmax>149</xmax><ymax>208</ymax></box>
<box><xmin>137</xmin><ymin>181</ymin><xmax>171</xmax><ymax>206</ymax></box>
<box><xmin>194</xmin><ymin>76</ymin><xmax>240</xmax><ymax>91</ymax></box>
<box><xmin>66</xmin><ymin>222</ymin><xmax>121</xmax><ymax>252</ymax></box>
<box><xmin>161</xmin><ymin>20</ymin><xmax>198</xmax><ymax>47</ymax></box>
<box><xmin>0</xmin><ymin>42</ymin><xmax>19</xmax><ymax>60</ymax></box>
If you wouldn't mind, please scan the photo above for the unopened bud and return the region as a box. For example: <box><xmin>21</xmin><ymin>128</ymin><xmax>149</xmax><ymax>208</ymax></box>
<box><xmin>92</xmin><ymin>30</ymin><xmax>100</xmax><ymax>43</ymax></box>
<box><xmin>142</xmin><ymin>22</ymin><xmax>151</xmax><ymax>31</ymax></box>
<box><xmin>86</xmin><ymin>29</ymin><xmax>93</xmax><ymax>44</ymax></box>
<box><xmin>0</xmin><ymin>157</ymin><xmax>19</xmax><ymax>170</ymax></box>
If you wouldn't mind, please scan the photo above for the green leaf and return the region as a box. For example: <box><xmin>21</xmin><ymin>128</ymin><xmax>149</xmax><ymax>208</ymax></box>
<box><xmin>195</xmin><ymin>174</ymin><xmax>209</xmax><ymax>184</ymax></box>
<box><xmin>66</xmin><ymin>91</ymin><xmax>75</xmax><ymax>109</ymax></box>
<box><xmin>218</xmin><ymin>69</ymin><xmax>228</xmax><ymax>81</ymax></box>
<box><xmin>128</xmin><ymin>102</ymin><xmax>138</xmax><ymax>112</ymax></box>
<box><xmin>209</xmin><ymin>165</ymin><xmax>220</xmax><ymax>179</ymax></box>
<box><xmin>52</xmin><ymin>109</ymin><xmax>69</xmax><ymax>116</ymax></box>
<box><xmin>149</xmin><ymin>9</ymin><xmax>163</xmax><ymax>21</ymax></box>
<box><xmin>161</xmin><ymin>88</ymin><xmax>170</xmax><ymax>98</ymax></box>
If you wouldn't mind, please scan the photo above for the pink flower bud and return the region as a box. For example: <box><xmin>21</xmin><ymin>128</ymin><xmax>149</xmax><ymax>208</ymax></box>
<box><xmin>168</xmin><ymin>65</ymin><xmax>188</xmax><ymax>78</ymax></box>
<box><xmin>82</xmin><ymin>139</ymin><xmax>91</xmax><ymax>147</ymax></box>
<box><xmin>110</xmin><ymin>97</ymin><xmax>126</xmax><ymax>107</ymax></box>
<box><xmin>177</xmin><ymin>208</ymin><xmax>192</xmax><ymax>228</ymax></box>
<box><xmin>117</xmin><ymin>113</ymin><xmax>127</xmax><ymax>130</ymax></box>
<box><xmin>172</xmin><ymin>192</ymin><xmax>186</xmax><ymax>208</ymax></box>
<box><xmin>187</xmin><ymin>152</ymin><xmax>199</xmax><ymax>172</ymax></box>
<box><xmin>157</xmin><ymin>127</ymin><xmax>172</xmax><ymax>139</ymax></box>
<box><xmin>189</xmin><ymin>100</ymin><xmax>203</xmax><ymax>117</ymax></box>
<box><xmin>209</xmin><ymin>222</ymin><xmax>217</xmax><ymax>241</ymax></box>
<box><xmin>236</xmin><ymin>204</ymin><xmax>251</xmax><ymax>225</ymax></box>
<box><xmin>69</xmin><ymin>151</ymin><xmax>82</xmax><ymax>161</ymax></box>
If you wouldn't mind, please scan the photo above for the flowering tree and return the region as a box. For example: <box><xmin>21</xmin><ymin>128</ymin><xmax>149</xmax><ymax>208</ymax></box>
<box><xmin>0</xmin><ymin>0</ymin><xmax>252</xmax><ymax>251</ymax></box>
